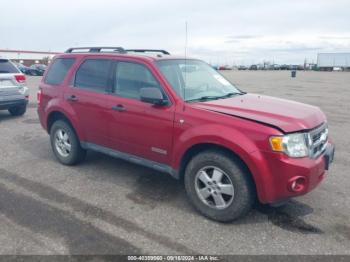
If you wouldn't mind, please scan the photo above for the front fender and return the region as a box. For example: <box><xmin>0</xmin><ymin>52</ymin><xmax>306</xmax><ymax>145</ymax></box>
<box><xmin>172</xmin><ymin>123</ymin><xmax>273</xmax><ymax>203</ymax></box>
<box><xmin>172</xmin><ymin>124</ymin><xmax>260</xmax><ymax>171</ymax></box>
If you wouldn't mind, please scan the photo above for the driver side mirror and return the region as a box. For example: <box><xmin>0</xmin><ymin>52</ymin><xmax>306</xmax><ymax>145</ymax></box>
<box><xmin>140</xmin><ymin>87</ymin><xmax>168</xmax><ymax>105</ymax></box>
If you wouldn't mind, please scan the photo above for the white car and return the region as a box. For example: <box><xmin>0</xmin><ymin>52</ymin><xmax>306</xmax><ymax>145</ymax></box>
<box><xmin>0</xmin><ymin>58</ymin><xmax>29</xmax><ymax>116</ymax></box>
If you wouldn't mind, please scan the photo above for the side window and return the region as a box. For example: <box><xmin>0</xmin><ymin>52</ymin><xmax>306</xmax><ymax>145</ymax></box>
<box><xmin>114</xmin><ymin>62</ymin><xmax>163</xmax><ymax>100</ymax></box>
<box><xmin>157</xmin><ymin>64</ymin><xmax>183</xmax><ymax>96</ymax></box>
<box><xmin>44</xmin><ymin>58</ymin><xmax>75</xmax><ymax>85</ymax></box>
<box><xmin>75</xmin><ymin>59</ymin><xmax>111</xmax><ymax>92</ymax></box>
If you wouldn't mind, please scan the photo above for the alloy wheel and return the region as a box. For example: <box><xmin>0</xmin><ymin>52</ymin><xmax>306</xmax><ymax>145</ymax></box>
<box><xmin>194</xmin><ymin>166</ymin><xmax>235</xmax><ymax>209</ymax></box>
<box><xmin>54</xmin><ymin>129</ymin><xmax>71</xmax><ymax>157</ymax></box>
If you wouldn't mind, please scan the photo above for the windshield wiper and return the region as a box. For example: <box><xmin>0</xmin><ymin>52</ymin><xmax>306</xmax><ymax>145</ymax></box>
<box><xmin>217</xmin><ymin>92</ymin><xmax>244</xmax><ymax>99</ymax></box>
<box><xmin>186</xmin><ymin>96</ymin><xmax>222</xmax><ymax>102</ymax></box>
<box><xmin>186</xmin><ymin>92</ymin><xmax>244</xmax><ymax>102</ymax></box>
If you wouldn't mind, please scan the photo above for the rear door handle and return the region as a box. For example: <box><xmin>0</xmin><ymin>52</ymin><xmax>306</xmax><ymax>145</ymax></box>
<box><xmin>67</xmin><ymin>95</ymin><xmax>78</xmax><ymax>102</ymax></box>
<box><xmin>112</xmin><ymin>104</ymin><xmax>126</xmax><ymax>112</ymax></box>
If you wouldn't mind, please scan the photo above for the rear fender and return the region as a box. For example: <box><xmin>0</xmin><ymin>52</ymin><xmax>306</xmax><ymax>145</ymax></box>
<box><xmin>45</xmin><ymin>99</ymin><xmax>86</xmax><ymax>141</ymax></box>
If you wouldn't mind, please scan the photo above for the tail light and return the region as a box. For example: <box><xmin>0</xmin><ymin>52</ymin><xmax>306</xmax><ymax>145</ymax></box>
<box><xmin>15</xmin><ymin>74</ymin><xmax>26</xmax><ymax>83</ymax></box>
<box><xmin>37</xmin><ymin>89</ymin><xmax>42</xmax><ymax>105</ymax></box>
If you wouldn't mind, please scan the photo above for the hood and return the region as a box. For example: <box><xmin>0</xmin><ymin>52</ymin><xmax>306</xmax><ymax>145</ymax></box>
<box><xmin>193</xmin><ymin>93</ymin><xmax>326</xmax><ymax>133</ymax></box>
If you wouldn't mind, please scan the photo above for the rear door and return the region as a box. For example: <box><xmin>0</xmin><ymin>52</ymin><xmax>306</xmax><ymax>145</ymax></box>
<box><xmin>40</xmin><ymin>57</ymin><xmax>76</xmax><ymax>114</ymax></box>
<box><xmin>65</xmin><ymin>58</ymin><xmax>113</xmax><ymax>146</ymax></box>
<box><xmin>106</xmin><ymin>60</ymin><xmax>175</xmax><ymax>164</ymax></box>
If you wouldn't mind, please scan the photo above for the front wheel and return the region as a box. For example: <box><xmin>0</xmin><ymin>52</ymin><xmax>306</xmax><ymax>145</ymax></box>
<box><xmin>50</xmin><ymin>120</ymin><xmax>86</xmax><ymax>165</ymax></box>
<box><xmin>184</xmin><ymin>150</ymin><xmax>255</xmax><ymax>222</ymax></box>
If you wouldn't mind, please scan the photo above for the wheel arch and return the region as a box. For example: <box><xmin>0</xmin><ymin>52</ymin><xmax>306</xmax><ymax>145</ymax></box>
<box><xmin>46</xmin><ymin>110</ymin><xmax>85</xmax><ymax>141</ymax></box>
<box><xmin>47</xmin><ymin>111</ymin><xmax>70</xmax><ymax>132</ymax></box>
<box><xmin>178</xmin><ymin>143</ymin><xmax>257</xmax><ymax>197</ymax></box>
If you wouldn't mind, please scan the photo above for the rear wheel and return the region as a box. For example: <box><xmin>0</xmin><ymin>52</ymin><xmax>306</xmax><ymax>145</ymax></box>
<box><xmin>8</xmin><ymin>105</ymin><xmax>26</xmax><ymax>116</ymax></box>
<box><xmin>50</xmin><ymin>120</ymin><xmax>86</xmax><ymax>165</ymax></box>
<box><xmin>184</xmin><ymin>150</ymin><xmax>255</xmax><ymax>222</ymax></box>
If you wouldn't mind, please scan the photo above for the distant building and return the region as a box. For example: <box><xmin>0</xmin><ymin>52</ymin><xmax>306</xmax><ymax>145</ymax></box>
<box><xmin>0</xmin><ymin>49</ymin><xmax>60</xmax><ymax>66</ymax></box>
<box><xmin>317</xmin><ymin>53</ymin><xmax>350</xmax><ymax>71</ymax></box>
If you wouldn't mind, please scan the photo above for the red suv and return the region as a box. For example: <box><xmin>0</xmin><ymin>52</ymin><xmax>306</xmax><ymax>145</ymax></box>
<box><xmin>37</xmin><ymin>47</ymin><xmax>335</xmax><ymax>222</ymax></box>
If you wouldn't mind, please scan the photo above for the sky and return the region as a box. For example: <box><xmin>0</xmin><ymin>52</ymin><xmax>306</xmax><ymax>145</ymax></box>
<box><xmin>1</xmin><ymin>0</ymin><xmax>350</xmax><ymax>65</ymax></box>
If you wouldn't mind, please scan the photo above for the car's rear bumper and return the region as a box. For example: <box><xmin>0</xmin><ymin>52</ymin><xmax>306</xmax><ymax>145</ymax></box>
<box><xmin>0</xmin><ymin>99</ymin><xmax>28</xmax><ymax>110</ymax></box>
<box><xmin>37</xmin><ymin>106</ymin><xmax>47</xmax><ymax>130</ymax></box>
<box><xmin>254</xmin><ymin>142</ymin><xmax>334</xmax><ymax>204</ymax></box>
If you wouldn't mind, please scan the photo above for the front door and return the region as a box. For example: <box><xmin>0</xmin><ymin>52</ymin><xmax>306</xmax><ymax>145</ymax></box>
<box><xmin>107</xmin><ymin>61</ymin><xmax>175</xmax><ymax>164</ymax></box>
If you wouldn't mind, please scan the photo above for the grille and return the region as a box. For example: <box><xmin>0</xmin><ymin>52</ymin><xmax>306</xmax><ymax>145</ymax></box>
<box><xmin>308</xmin><ymin>123</ymin><xmax>328</xmax><ymax>158</ymax></box>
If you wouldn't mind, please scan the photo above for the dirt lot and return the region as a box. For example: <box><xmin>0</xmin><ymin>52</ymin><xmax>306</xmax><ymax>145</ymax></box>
<box><xmin>0</xmin><ymin>71</ymin><xmax>349</xmax><ymax>255</ymax></box>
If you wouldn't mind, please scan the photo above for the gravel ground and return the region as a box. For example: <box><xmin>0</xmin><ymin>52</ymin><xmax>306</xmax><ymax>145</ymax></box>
<box><xmin>0</xmin><ymin>71</ymin><xmax>349</xmax><ymax>255</ymax></box>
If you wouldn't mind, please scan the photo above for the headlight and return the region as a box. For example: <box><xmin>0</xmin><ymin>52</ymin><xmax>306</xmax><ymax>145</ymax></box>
<box><xmin>270</xmin><ymin>133</ymin><xmax>309</xmax><ymax>158</ymax></box>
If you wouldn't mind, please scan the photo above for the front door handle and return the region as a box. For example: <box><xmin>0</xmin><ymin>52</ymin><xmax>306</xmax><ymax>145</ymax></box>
<box><xmin>67</xmin><ymin>95</ymin><xmax>78</xmax><ymax>102</ymax></box>
<box><xmin>112</xmin><ymin>104</ymin><xmax>126</xmax><ymax>112</ymax></box>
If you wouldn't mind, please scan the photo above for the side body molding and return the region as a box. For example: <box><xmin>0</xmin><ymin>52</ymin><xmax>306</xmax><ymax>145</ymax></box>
<box><xmin>81</xmin><ymin>142</ymin><xmax>179</xmax><ymax>179</ymax></box>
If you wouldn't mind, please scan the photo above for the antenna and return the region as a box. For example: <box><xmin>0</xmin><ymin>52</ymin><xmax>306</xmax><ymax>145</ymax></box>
<box><xmin>183</xmin><ymin>21</ymin><xmax>188</xmax><ymax>101</ymax></box>
<box><xmin>185</xmin><ymin>21</ymin><xmax>188</xmax><ymax>59</ymax></box>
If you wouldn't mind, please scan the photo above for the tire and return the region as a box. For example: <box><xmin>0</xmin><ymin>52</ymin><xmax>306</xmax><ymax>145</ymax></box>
<box><xmin>50</xmin><ymin>120</ymin><xmax>86</xmax><ymax>165</ymax></box>
<box><xmin>8</xmin><ymin>105</ymin><xmax>27</xmax><ymax>116</ymax></box>
<box><xmin>184</xmin><ymin>150</ymin><xmax>255</xmax><ymax>222</ymax></box>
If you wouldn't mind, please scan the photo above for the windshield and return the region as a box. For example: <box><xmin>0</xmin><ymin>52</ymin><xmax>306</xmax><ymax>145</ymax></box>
<box><xmin>36</xmin><ymin>64</ymin><xmax>47</xmax><ymax>69</ymax></box>
<box><xmin>156</xmin><ymin>59</ymin><xmax>243</xmax><ymax>102</ymax></box>
<box><xmin>31</xmin><ymin>64</ymin><xmax>46</xmax><ymax>70</ymax></box>
<box><xmin>14</xmin><ymin>63</ymin><xmax>24</xmax><ymax>68</ymax></box>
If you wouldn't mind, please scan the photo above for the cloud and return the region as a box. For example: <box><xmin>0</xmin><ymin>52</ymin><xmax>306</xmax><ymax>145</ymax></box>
<box><xmin>261</xmin><ymin>46</ymin><xmax>325</xmax><ymax>53</ymax></box>
<box><xmin>227</xmin><ymin>35</ymin><xmax>261</xmax><ymax>40</ymax></box>
<box><xmin>230</xmin><ymin>35</ymin><xmax>261</xmax><ymax>39</ymax></box>
<box><xmin>0</xmin><ymin>0</ymin><xmax>349</xmax><ymax>64</ymax></box>
<box><xmin>225</xmin><ymin>35</ymin><xmax>262</xmax><ymax>43</ymax></box>
<box><xmin>319</xmin><ymin>35</ymin><xmax>350</xmax><ymax>40</ymax></box>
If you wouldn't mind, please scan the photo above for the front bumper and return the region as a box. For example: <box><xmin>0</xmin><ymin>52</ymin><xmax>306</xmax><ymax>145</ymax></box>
<box><xmin>257</xmin><ymin>142</ymin><xmax>335</xmax><ymax>204</ymax></box>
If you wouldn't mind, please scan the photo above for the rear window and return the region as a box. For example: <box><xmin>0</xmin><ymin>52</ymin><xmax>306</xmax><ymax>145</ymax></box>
<box><xmin>74</xmin><ymin>59</ymin><xmax>112</xmax><ymax>92</ymax></box>
<box><xmin>44</xmin><ymin>58</ymin><xmax>75</xmax><ymax>85</ymax></box>
<box><xmin>0</xmin><ymin>59</ymin><xmax>20</xmax><ymax>73</ymax></box>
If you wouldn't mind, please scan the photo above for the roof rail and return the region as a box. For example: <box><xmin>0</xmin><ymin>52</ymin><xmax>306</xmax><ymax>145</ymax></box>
<box><xmin>125</xmin><ymin>49</ymin><xmax>170</xmax><ymax>55</ymax></box>
<box><xmin>65</xmin><ymin>47</ymin><xmax>126</xmax><ymax>53</ymax></box>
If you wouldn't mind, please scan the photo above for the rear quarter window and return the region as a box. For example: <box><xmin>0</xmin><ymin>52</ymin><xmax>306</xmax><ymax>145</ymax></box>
<box><xmin>44</xmin><ymin>58</ymin><xmax>76</xmax><ymax>85</ymax></box>
<box><xmin>0</xmin><ymin>59</ymin><xmax>20</xmax><ymax>73</ymax></box>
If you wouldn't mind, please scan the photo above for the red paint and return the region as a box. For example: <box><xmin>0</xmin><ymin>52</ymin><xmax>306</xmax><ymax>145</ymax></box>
<box><xmin>195</xmin><ymin>94</ymin><xmax>326</xmax><ymax>132</ymax></box>
<box><xmin>37</xmin><ymin>52</ymin><xmax>332</xmax><ymax>204</ymax></box>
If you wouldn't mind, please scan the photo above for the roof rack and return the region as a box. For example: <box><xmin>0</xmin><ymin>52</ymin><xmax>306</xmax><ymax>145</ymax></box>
<box><xmin>65</xmin><ymin>47</ymin><xmax>126</xmax><ymax>53</ymax></box>
<box><xmin>125</xmin><ymin>49</ymin><xmax>170</xmax><ymax>55</ymax></box>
